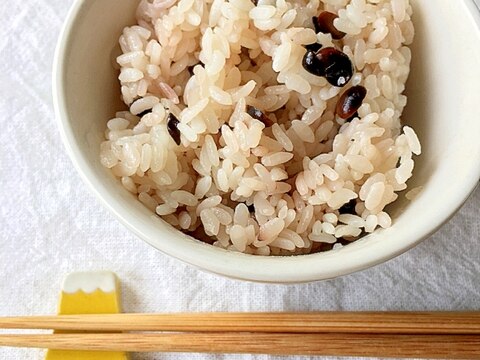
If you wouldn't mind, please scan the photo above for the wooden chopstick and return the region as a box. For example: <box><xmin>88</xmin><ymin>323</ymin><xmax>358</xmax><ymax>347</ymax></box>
<box><xmin>0</xmin><ymin>333</ymin><xmax>479</xmax><ymax>358</ymax></box>
<box><xmin>1</xmin><ymin>312</ymin><xmax>480</xmax><ymax>334</ymax></box>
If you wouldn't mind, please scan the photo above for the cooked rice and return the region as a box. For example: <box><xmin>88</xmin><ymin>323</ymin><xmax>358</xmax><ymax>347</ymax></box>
<box><xmin>100</xmin><ymin>0</ymin><xmax>419</xmax><ymax>255</ymax></box>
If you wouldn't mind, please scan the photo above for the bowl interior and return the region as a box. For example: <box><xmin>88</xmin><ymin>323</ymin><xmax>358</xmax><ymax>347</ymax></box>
<box><xmin>55</xmin><ymin>0</ymin><xmax>480</xmax><ymax>283</ymax></box>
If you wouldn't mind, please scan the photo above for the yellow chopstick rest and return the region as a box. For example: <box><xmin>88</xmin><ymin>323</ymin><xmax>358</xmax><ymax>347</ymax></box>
<box><xmin>45</xmin><ymin>271</ymin><xmax>128</xmax><ymax>360</ymax></box>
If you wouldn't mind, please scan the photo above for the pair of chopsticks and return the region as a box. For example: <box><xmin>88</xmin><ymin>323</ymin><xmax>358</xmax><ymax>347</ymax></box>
<box><xmin>1</xmin><ymin>312</ymin><xmax>480</xmax><ymax>358</ymax></box>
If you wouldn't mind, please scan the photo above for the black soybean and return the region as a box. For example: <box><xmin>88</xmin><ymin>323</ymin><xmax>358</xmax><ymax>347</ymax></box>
<box><xmin>312</xmin><ymin>12</ymin><xmax>346</xmax><ymax>40</ymax></box>
<box><xmin>304</xmin><ymin>42</ymin><xmax>322</xmax><ymax>52</ymax></box>
<box><xmin>346</xmin><ymin>111</ymin><xmax>359</xmax><ymax>123</ymax></box>
<box><xmin>318</xmin><ymin>47</ymin><xmax>353</xmax><ymax>87</ymax></box>
<box><xmin>136</xmin><ymin>109</ymin><xmax>151</xmax><ymax>118</ymax></box>
<box><xmin>247</xmin><ymin>105</ymin><xmax>274</xmax><ymax>127</ymax></box>
<box><xmin>302</xmin><ymin>47</ymin><xmax>353</xmax><ymax>87</ymax></box>
<box><xmin>338</xmin><ymin>199</ymin><xmax>357</xmax><ymax>214</ymax></box>
<box><xmin>167</xmin><ymin>113</ymin><xmax>181</xmax><ymax>145</ymax></box>
<box><xmin>336</xmin><ymin>86</ymin><xmax>367</xmax><ymax>120</ymax></box>
<box><xmin>302</xmin><ymin>50</ymin><xmax>325</xmax><ymax>77</ymax></box>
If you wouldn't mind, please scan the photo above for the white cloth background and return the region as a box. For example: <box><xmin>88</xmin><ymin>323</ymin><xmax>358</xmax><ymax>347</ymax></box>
<box><xmin>1</xmin><ymin>1</ymin><xmax>479</xmax><ymax>359</ymax></box>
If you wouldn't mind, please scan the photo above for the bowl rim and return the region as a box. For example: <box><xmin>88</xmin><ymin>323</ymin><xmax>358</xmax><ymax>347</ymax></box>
<box><xmin>53</xmin><ymin>0</ymin><xmax>480</xmax><ymax>283</ymax></box>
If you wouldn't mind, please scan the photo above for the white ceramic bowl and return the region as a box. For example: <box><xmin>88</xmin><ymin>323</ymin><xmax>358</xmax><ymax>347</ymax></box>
<box><xmin>54</xmin><ymin>0</ymin><xmax>480</xmax><ymax>283</ymax></box>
